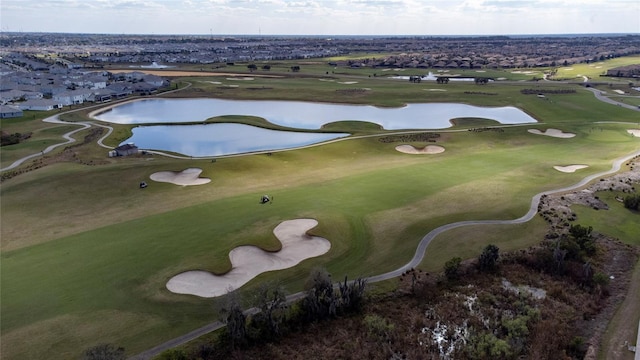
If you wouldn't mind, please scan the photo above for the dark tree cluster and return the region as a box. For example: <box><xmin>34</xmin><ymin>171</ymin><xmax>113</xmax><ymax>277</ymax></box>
<box><xmin>378</xmin><ymin>132</ymin><xmax>440</xmax><ymax>143</ymax></box>
<box><xmin>623</xmin><ymin>194</ymin><xmax>640</xmax><ymax>210</ymax></box>
<box><xmin>1</xmin><ymin>131</ymin><xmax>32</xmax><ymax>146</ymax></box>
<box><xmin>520</xmin><ymin>88</ymin><xmax>577</xmax><ymax>95</ymax></box>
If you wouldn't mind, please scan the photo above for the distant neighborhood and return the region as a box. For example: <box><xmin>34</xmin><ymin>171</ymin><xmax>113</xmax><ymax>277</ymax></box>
<box><xmin>0</xmin><ymin>52</ymin><xmax>170</xmax><ymax>118</ymax></box>
<box><xmin>1</xmin><ymin>33</ymin><xmax>639</xmax><ymax>118</ymax></box>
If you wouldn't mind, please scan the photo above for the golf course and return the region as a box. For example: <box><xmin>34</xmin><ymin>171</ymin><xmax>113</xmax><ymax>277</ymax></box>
<box><xmin>1</xmin><ymin>57</ymin><xmax>639</xmax><ymax>359</ymax></box>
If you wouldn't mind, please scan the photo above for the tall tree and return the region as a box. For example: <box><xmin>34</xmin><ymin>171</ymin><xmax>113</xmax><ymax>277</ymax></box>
<box><xmin>478</xmin><ymin>244</ymin><xmax>500</xmax><ymax>272</ymax></box>
<box><xmin>219</xmin><ymin>291</ymin><xmax>247</xmax><ymax>349</ymax></box>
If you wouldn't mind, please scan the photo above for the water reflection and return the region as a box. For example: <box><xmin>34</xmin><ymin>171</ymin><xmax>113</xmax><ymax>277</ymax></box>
<box><xmin>96</xmin><ymin>98</ymin><xmax>536</xmax><ymax>130</ymax></box>
<box><xmin>126</xmin><ymin>123</ymin><xmax>349</xmax><ymax>157</ymax></box>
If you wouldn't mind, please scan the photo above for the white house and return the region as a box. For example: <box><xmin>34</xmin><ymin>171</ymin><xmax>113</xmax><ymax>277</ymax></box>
<box><xmin>0</xmin><ymin>105</ymin><xmax>23</xmax><ymax>118</ymax></box>
<box><xmin>142</xmin><ymin>75</ymin><xmax>166</xmax><ymax>87</ymax></box>
<box><xmin>53</xmin><ymin>89</ymin><xmax>93</xmax><ymax>106</ymax></box>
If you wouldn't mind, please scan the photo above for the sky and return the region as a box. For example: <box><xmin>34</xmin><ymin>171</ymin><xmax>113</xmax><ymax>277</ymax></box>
<box><xmin>1</xmin><ymin>0</ymin><xmax>639</xmax><ymax>36</ymax></box>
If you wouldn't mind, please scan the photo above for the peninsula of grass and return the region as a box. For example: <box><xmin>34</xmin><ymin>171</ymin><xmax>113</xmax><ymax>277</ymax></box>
<box><xmin>2</xmin><ymin>57</ymin><xmax>640</xmax><ymax>359</ymax></box>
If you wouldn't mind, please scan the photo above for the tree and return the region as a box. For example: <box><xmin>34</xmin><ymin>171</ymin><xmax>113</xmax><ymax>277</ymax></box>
<box><xmin>301</xmin><ymin>267</ymin><xmax>336</xmax><ymax>321</ymax></box>
<box><xmin>219</xmin><ymin>291</ymin><xmax>247</xmax><ymax>349</ymax></box>
<box><xmin>290</xmin><ymin>65</ymin><xmax>300</xmax><ymax>72</ymax></box>
<box><xmin>82</xmin><ymin>344</ymin><xmax>126</xmax><ymax>360</ymax></box>
<box><xmin>337</xmin><ymin>275</ymin><xmax>367</xmax><ymax>313</ymax></box>
<box><xmin>444</xmin><ymin>257</ymin><xmax>462</xmax><ymax>280</ymax></box>
<box><xmin>247</xmin><ymin>64</ymin><xmax>257</xmax><ymax>72</ymax></box>
<box><xmin>262</xmin><ymin>64</ymin><xmax>271</xmax><ymax>71</ymax></box>
<box><xmin>249</xmin><ymin>282</ymin><xmax>288</xmax><ymax>340</ymax></box>
<box><xmin>478</xmin><ymin>244</ymin><xmax>499</xmax><ymax>272</ymax></box>
<box><xmin>623</xmin><ymin>194</ymin><xmax>640</xmax><ymax>210</ymax></box>
<box><xmin>569</xmin><ymin>224</ymin><xmax>595</xmax><ymax>256</ymax></box>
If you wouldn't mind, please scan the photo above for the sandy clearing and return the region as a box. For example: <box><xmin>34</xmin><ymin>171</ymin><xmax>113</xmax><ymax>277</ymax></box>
<box><xmin>150</xmin><ymin>168</ymin><xmax>211</xmax><ymax>186</ymax></box>
<box><xmin>166</xmin><ymin>219</ymin><xmax>330</xmax><ymax>297</ymax></box>
<box><xmin>627</xmin><ymin>129</ymin><xmax>640</xmax><ymax>137</ymax></box>
<box><xmin>553</xmin><ymin>165</ymin><xmax>589</xmax><ymax>173</ymax></box>
<box><xmin>395</xmin><ymin>144</ymin><xmax>445</xmax><ymax>154</ymax></box>
<box><xmin>528</xmin><ymin>128</ymin><xmax>576</xmax><ymax>138</ymax></box>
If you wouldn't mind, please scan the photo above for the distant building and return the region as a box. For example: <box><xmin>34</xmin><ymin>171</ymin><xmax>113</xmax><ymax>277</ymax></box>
<box><xmin>109</xmin><ymin>143</ymin><xmax>139</xmax><ymax>157</ymax></box>
<box><xmin>0</xmin><ymin>105</ymin><xmax>23</xmax><ymax>118</ymax></box>
<box><xmin>16</xmin><ymin>99</ymin><xmax>63</xmax><ymax>111</ymax></box>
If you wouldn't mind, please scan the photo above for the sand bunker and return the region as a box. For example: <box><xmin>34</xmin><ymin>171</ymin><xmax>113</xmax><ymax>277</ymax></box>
<box><xmin>166</xmin><ymin>219</ymin><xmax>330</xmax><ymax>297</ymax></box>
<box><xmin>338</xmin><ymin>81</ymin><xmax>358</xmax><ymax>84</ymax></box>
<box><xmin>395</xmin><ymin>144</ymin><xmax>445</xmax><ymax>154</ymax></box>
<box><xmin>627</xmin><ymin>129</ymin><xmax>640</xmax><ymax>137</ymax></box>
<box><xmin>554</xmin><ymin>165</ymin><xmax>589</xmax><ymax>173</ymax></box>
<box><xmin>528</xmin><ymin>128</ymin><xmax>576</xmax><ymax>138</ymax></box>
<box><xmin>424</xmin><ymin>88</ymin><xmax>447</xmax><ymax>92</ymax></box>
<box><xmin>150</xmin><ymin>168</ymin><xmax>211</xmax><ymax>186</ymax></box>
<box><xmin>226</xmin><ymin>77</ymin><xmax>254</xmax><ymax>81</ymax></box>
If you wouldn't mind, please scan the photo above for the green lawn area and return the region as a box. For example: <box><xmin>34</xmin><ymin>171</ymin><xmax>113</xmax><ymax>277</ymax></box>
<box><xmin>1</xmin><ymin>61</ymin><xmax>640</xmax><ymax>359</ymax></box>
<box><xmin>552</xmin><ymin>55</ymin><xmax>640</xmax><ymax>82</ymax></box>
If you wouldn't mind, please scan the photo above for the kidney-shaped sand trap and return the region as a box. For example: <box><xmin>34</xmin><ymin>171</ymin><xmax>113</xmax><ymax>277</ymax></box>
<box><xmin>166</xmin><ymin>219</ymin><xmax>331</xmax><ymax>298</ymax></box>
<box><xmin>395</xmin><ymin>144</ymin><xmax>445</xmax><ymax>154</ymax></box>
<box><xmin>553</xmin><ymin>165</ymin><xmax>589</xmax><ymax>173</ymax></box>
<box><xmin>528</xmin><ymin>128</ymin><xmax>576</xmax><ymax>138</ymax></box>
<box><xmin>150</xmin><ymin>168</ymin><xmax>211</xmax><ymax>186</ymax></box>
<box><xmin>628</xmin><ymin>129</ymin><xmax>640</xmax><ymax>137</ymax></box>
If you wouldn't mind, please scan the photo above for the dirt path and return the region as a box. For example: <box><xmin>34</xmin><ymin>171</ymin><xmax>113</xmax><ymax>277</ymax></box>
<box><xmin>600</xmin><ymin>258</ymin><xmax>640</xmax><ymax>360</ymax></box>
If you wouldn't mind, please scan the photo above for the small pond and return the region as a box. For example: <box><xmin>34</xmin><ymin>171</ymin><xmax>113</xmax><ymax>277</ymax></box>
<box><xmin>128</xmin><ymin>123</ymin><xmax>348</xmax><ymax>157</ymax></box>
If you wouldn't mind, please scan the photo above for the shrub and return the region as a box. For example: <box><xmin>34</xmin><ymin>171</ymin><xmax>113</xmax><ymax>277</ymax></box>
<box><xmin>623</xmin><ymin>194</ymin><xmax>640</xmax><ymax>210</ymax></box>
<box><xmin>82</xmin><ymin>344</ymin><xmax>125</xmax><ymax>360</ymax></box>
<box><xmin>444</xmin><ymin>257</ymin><xmax>462</xmax><ymax>280</ymax></box>
<box><xmin>478</xmin><ymin>244</ymin><xmax>500</xmax><ymax>272</ymax></box>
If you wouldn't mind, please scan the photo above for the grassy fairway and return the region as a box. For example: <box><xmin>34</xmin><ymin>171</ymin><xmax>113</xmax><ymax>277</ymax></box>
<box><xmin>1</xmin><ymin>63</ymin><xmax>640</xmax><ymax>359</ymax></box>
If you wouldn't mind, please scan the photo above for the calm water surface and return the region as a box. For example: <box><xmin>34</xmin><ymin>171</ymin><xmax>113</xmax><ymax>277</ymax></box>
<box><xmin>128</xmin><ymin>123</ymin><xmax>348</xmax><ymax>157</ymax></box>
<box><xmin>95</xmin><ymin>98</ymin><xmax>536</xmax><ymax>130</ymax></box>
<box><xmin>97</xmin><ymin>98</ymin><xmax>537</xmax><ymax>157</ymax></box>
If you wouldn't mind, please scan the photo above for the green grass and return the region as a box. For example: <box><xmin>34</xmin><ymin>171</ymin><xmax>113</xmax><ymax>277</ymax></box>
<box><xmin>571</xmin><ymin>190</ymin><xmax>640</xmax><ymax>246</ymax></box>
<box><xmin>551</xmin><ymin>56</ymin><xmax>640</xmax><ymax>82</ymax></box>
<box><xmin>2</xmin><ymin>60</ymin><xmax>640</xmax><ymax>359</ymax></box>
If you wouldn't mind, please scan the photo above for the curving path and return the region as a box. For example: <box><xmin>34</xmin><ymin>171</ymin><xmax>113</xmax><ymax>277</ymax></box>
<box><xmin>129</xmin><ymin>148</ymin><xmax>640</xmax><ymax>360</ymax></box>
<box><xmin>0</xmin><ymin>83</ymin><xmax>191</xmax><ymax>172</ymax></box>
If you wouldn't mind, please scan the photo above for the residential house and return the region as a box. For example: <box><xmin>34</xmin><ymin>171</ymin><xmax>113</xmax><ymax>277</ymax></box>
<box><xmin>0</xmin><ymin>105</ymin><xmax>23</xmax><ymax>118</ymax></box>
<box><xmin>106</xmin><ymin>84</ymin><xmax>133</xmax><ymax>98</ymax></box>
<box><xmin>110</xmin><ymin>143</ymin><xmax>139</xmax><ymax>157</ymax></box>
<box><xmin>53</xmin><ymin>89</ymin><xmax>94</xmax><ymax>106</ymax></box>
<box><xmin>141</xmin><ymin>75</ymin><xmax>166</xmax><ymax>87</ymax></box>
<box><xmin>90</xmin><ymin>89</ymin><xmax>116</xmax><ymax>102</ymax></box>
<box><xmin>16</xmin><ymin>99</ymin><xmax>63</xmax><ymax>111</ymax></box>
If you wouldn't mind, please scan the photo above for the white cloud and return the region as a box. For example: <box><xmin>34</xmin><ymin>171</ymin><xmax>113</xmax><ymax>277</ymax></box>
<box><xmin>0</xmin><ymin>0</ymin><xmax>637</xmax><ymax>34</ymax></box>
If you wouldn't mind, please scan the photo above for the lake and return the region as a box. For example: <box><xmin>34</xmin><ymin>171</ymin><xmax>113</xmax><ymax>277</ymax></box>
<box><xmin>94</xmin><ymin>98</ymin><xmax>537</xmax><ymax>157</ymax></box>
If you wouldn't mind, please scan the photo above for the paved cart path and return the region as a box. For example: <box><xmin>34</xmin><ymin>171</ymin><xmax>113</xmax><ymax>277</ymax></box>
<box><xmin>129</xmin><ymin>148</ymin><xmax>640</xmax><ymax>360</ymax></box>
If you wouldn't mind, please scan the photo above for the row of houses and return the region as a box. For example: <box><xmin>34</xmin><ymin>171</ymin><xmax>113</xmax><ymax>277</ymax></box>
<box><xmin>0</xmin><ymin>60</ymin><xmax>170</xmax><ymax>114</ymax></box>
